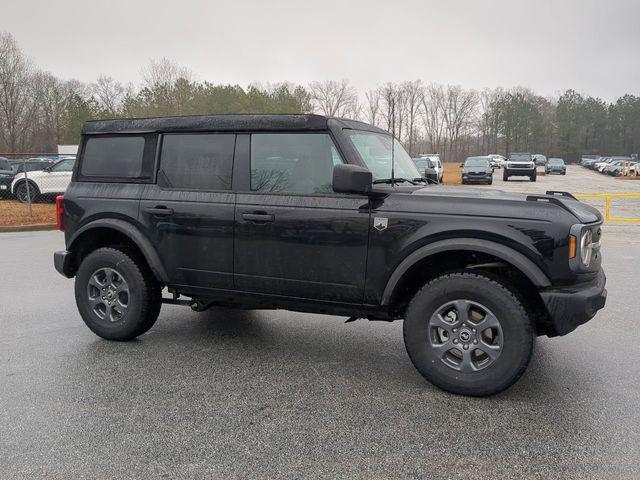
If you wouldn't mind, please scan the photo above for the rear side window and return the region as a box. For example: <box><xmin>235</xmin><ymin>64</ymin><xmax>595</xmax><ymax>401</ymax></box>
<box><xmin>81</xmin><ymin>137</ymin><xmax>145</xmax><ymax>178</ymax></box>
<box><xmin>250</xmin><ymin>133</ymin><xmax>342</xmax><ymax>194</ymax></box>
<box><xmin>158</xmin><ymin>134</ymin><xmax>235</xmax><ymax>190</ymax></box>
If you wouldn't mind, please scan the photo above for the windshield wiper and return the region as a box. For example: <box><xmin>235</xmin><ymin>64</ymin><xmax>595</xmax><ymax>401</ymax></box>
<box><xmin>373</xmin><ymin>177</ymin><xmax>418</xmax><ymax>185</ymax></box>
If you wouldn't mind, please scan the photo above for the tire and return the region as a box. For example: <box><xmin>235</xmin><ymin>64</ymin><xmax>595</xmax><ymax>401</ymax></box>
<box><xmin>487</xmin><ymin>178</ymin><xmax>493</xmax><ymax>185</ymax></box>
<box><xmin>403</xmin><ymin>272</ymin><xmax>534</xmax><ymax>397</ymax></box>
<box><xmin>502</xmin><ymin>170</ymin><xmax>509</xmax><ymax>181</ymax></box>
<box><xmin>530</xmin><ymin>172</ymin><xmax>537</xmax><ymax>182</ymax></box>
<box><xmin>75</xmin><ymin>247</ymin><xmax>161</xmax><ymax>341</ymax></box>
<box><xmin>15</xmin><ymin>181</ymin><xmax>39</xmax><ymax>203</ymax></box>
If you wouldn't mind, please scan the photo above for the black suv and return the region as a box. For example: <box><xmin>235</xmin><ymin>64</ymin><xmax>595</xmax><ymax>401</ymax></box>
<box><xmin>54</xmin><ymin>115</ymin><xmax>607</xmax><ymax>396</ymax></box>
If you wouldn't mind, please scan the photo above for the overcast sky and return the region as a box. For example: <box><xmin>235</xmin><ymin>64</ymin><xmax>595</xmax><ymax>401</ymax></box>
<box><xmin>3</xmin><ymin>0</ymin><xmax>639</xmax><ymax>100</ymax></box>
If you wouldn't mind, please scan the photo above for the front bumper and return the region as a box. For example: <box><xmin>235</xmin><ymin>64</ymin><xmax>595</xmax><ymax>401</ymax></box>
<box><xmin>0</xmin><ymin>177</ymin><xmax>13</xmax><ymax>194</ymax></box>
<box><xmin>540</xmin><ymin>268</ymin><xmax>607</xmax><ymax>336</ymax></box>
<box><xmin>462</xmin><ymin>174</ymin><xmax>492</xmax><ymax>183</ymax></box>
<box><xmin>54</xmin><ymin>250</ymin><xmax>75</xmax><ymax>278</ymax></box>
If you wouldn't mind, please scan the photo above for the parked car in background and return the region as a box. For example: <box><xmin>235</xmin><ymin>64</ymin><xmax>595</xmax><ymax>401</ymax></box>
<box><xmin>0</xmin><ymin>158</ymin><xmax>14</xmax><ymax>196</ymax></box>
<box><xmin>504</xmin><ymin>152</ymin><xmax>536</xmax><ymax>181</ymax></box>
<box><xmin>461</xmin><ymin>156</ymin><xmax>493</xmax><ymax>184</ymax></box>
<box><xmin>581</xmin><ymin>155</ymin><xmax>600</xmax><ymax>166</ymax></box>
<box><xmin>598</xmin><ymin>157</ymin><xmax>630</xmax><ymax>173</ymax></box>
<box><xmin>533</xmin><ymin>154</ymin><xmax>547</xmax><ymax>166</ymax></box>
<box><xmin>592</xmin><ymin>157</ymin><xmax>613</xmax><ymax>171</ymax></box>
<box><xmin>607</xmin><ymin>159</ymin><xmax>637</xmax><ymax>176</ymax></box>
<box><xmin>545</xmin><ymin>158</ymin><xmax>566</xmax><ymax>175</ymax></box>
<box><xmin>488</xmin><ymin>154</ymin><xmax>506</xmax><ymax>169</ymax></box>
<box><xmin>0</xmin><ymin>159</ymin><xmax>54</xmax><ymax>195</ymax></box>
<box><xmin>418</xmin><ymin>154</ymin><xmax>442</xmax><ymax>182</ymax></box>
<box><xmin>10</xmin><ymin>158</ymin><xmax>75</xmax><ymax>202</ymax></box>
<box><xmin>412</xmin><ymin>157</ymin><xmax>439</xmax><ymax>184</ymax></box>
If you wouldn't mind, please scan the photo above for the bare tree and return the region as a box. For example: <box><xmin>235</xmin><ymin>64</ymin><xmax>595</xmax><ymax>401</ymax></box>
<box><xmin>0</xmin><ymin>32</ymin><xmax>38</xmax><ymax>152</ymax></box>
<box><xmin>421</xmin><ymin>84</ymin><xmax>446</xmax><ymax>155</ymax></box>
<box><xmin>308</xmin><ymin>80</ymin><xmax>357</xmax><ymax>117</ymax></box>
<box><xmin>92</xmin><ymin>75</ymin><xmax>125</xmax><ymax>115</ymax></box>
<box><xmin>402</xmin><ymin>80</ymin><xmax>424</xmax><ymax>155</ymax></box>
<box><xmin>440</xmin><ymin>85</ymin><xmax>478</xmax><ymax>162</ymax></box>
<box><xmin>141</xmin><ymin>57</ymin><xmax>192</xmax><ymax>90</ymax></box>
<box><xmin>364</xmin><ymin>89</ymin><xmax>381</xmax><ymax>127</ymax></box>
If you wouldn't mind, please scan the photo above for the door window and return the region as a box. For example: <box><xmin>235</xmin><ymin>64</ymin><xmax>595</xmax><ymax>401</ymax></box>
<box><xmin>159</xmin><ymin>134</ymin><xmax>235</xmax><ymax>190</ymax></box>
<box><xmin>250</xmin><ymin>133</ymin><xmax>342</xmax><ymax>194</ymax></box>
<box><xmin>51</xmin><ymin>159</ymin><xmax>75</xmax><ymax>172</ymax></box>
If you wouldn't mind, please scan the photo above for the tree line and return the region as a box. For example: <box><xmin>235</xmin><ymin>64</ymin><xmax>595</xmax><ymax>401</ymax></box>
<box><xmin>1</xmin><ymin>31</ymin><xmax>639</xmax><ymax>162</ymax></box>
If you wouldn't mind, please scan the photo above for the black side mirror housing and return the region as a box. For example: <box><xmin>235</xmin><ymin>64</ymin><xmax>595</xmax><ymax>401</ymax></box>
<box><xmin>332</xmin><ymin>164</ymin><xmax>372</xmax><ymax>195</ymax></box>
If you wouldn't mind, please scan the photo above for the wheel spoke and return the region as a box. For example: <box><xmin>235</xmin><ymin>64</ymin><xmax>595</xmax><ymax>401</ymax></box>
<box><xmin>89</xmin><ymin>273</ymin><xmax>106</xmax><ymax>289</ymax></box>
<box><xmin>459</xmin><ymin>348</ymin><xmax>477</xmax><ymax>373</ymax></box>
<box><xmin>453</xmin><ymin>300</ymin><xmax>470</xmax><ymax>324</ymax></box>
<box><xmin>429</xmin><ymin>312</ymin><xmax>454</xmax><ymax>332</ymax></box>
<box><xmin>476</xmin><ymin>311</ymin><xmax>500</xmax><ymax>330</ymax></box>
<box><xmin>479</xmin><ymin>341</ymin><xmax>501</xmax><ymax>360</ymax></box>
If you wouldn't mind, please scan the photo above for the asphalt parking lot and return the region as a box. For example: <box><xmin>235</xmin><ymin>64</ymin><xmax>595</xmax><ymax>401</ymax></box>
<box><xmin>1</xmin><ymin>176</ymin><xmax>639</xmax><ymax>479</ymax></box>
<box><xmin>466</xmin><ymin>164</ymin><xmax>640</xmax><ymax>220</ymax></box>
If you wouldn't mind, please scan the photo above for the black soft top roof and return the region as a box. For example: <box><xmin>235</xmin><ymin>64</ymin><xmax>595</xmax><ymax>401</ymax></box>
<box><xmin>82</xmin><ymin>114</ymin><xmax>387</xmax><ymax>135</ymax></box>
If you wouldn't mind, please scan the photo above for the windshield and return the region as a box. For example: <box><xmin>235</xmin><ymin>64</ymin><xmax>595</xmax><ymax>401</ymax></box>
<box><xmin>464</xmin><ymin>157</ymin><xmax>490</xmax><ymax>167</ymax></box>
<box><xmin>509</xmin><ymin>154</ymin><xmax>532</xmax><ymax>161</ymax></box>
<box><xmin>347</xmin><ymin>131</ymin><xmax>421</xmax><ymax>181</ymax></box>
<box><xmin>548</xmin><ymin>158</ymin><xmax>564</xmax><ymax>165</ymax></box>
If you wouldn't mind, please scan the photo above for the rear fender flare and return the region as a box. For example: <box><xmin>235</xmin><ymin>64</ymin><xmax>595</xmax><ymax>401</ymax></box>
<box><xmin>68</xmin><ymin>218</ymin><xmax>168</xmax><ymax>283</ymax></box>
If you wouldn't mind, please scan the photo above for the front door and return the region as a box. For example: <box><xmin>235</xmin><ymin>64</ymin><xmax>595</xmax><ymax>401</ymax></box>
<box><xmin>234</xmin><ymin>132</ymin><xmax>370</xmax><ymax>303</ymax></box>
<box><xmin>139</xmin><ymin>133</ymin><xmax>236</xmax><ymax>289</ymax></box>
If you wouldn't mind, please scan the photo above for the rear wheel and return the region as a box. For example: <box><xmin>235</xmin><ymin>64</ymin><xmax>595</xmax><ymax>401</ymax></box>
<box><xmin>403</xmin><ymin>272</ymin><xmax>534</xmax><ymax>396</ymax></box>
<box><xmin>75</xmin><ymin>247</ymin><xmax>161</xmax><ymax>341</ymax></box>
<box><xmin>15</xmin><ymin>181</ymin><xmax>39</xmax><ymax>203</ymax></box>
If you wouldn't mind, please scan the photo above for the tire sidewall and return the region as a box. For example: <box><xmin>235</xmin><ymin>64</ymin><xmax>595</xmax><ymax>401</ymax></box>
<box><xmin>404</xmin><ymin>273</ymin><xmax>534</xmax><ymax>396</ymax></box>
<box><xmin>75</xmin><ymin>248</ymin><xmax>149</xmax><ymax>340</ymax></box>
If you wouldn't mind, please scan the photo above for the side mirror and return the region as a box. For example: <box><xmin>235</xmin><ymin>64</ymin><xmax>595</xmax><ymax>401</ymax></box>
<box><xmin>460</xmin><ymin>163</ymin><xmax>465</xmax><ymax>168</ymax></box>
<box><xmin>332</xmin><ymin>164</ymin><xmax>372</xmax><ymax>195</ymax></box>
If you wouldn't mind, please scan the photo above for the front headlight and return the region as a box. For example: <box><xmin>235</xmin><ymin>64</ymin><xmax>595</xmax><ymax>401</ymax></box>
<box><xmin>580</xmin><ymin>229</ymin><xmax>593</xmax><ymax>266</ymax></box>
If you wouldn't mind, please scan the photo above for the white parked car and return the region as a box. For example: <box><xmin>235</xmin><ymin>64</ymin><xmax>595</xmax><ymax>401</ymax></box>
<box><xmin>488</xmin><ymin>154</ymin><xmax>506</xmax><ymax>168</ymax></box>
<box><xmin>11</xmin><ymin>158</ymin><xmax>75</xmax><ymax>203</ymax></box>
<box><xmin>418</xmin><ymin>154</ymin><xmax>442</xmax><ymax>182</ymax></box>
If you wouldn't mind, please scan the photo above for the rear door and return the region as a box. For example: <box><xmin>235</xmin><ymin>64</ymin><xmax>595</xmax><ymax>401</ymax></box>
<box><xmin>139</xmin><ymin>133</ymin><xmax>236</xmax><ymax>289</ymax></box>
<box><xmin>234</xmin><ymin>132</ymin><xmax>370</xmax><ymax>303</ymax></box>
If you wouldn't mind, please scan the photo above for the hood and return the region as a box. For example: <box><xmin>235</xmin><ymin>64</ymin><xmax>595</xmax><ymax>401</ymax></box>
<box><xmin>410</xmin><ymin>186</ymin><xmax>601</xmax><ymax>224</ymax></box>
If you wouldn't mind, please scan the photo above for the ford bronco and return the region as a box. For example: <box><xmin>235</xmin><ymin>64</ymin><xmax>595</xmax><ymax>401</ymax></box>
<box><xmin>54</xmin><ymin>114</ymin><xmax>607</xmax><ymax>396</ymax></box>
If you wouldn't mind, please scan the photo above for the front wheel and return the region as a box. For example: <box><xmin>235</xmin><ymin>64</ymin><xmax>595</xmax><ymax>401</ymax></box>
<box><xmin>530</xmin><ymin>172</ymin><xmax>537</xmax><ymax>182</ymax></box>
<box><xmin>75</xmin><ymin>247</ymin><xmax>161</xmax><ymax>341</ymax></box>
<box><xmin>502</xmin><ymin>171</ymin><xmax>509</xmax><ymax>181</ymax></box>
<box><xmin>403</xmin><ymin>272</ymin><xmax>534</xmax><ymax>396</ymax></box>
<box><xmin>15</xmin><ymin>182</ymin><xmax>39</xmax><ymax>203</ymax></box>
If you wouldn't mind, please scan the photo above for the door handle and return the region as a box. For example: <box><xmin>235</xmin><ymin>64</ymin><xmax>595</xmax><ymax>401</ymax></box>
<box><xmin>144</xmin><ymin>206</ymin><xmax>174</xmax><ymax>217</ymax></box>
<box><xmin>242</xmin><ymin>212</ymin><xmax>274</xmax><ymax>223</ymax></box>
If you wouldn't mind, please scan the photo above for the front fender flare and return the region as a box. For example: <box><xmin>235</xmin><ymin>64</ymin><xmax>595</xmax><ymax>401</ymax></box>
<box><xmin>68</xmin><ymin>218</ymin><xmax>168</xmax><ymax>283</ymax></box>
<box><xmin>381</xmin><ymin>238</ymin><xmax>551</xmax><ymax>305</ymax></box>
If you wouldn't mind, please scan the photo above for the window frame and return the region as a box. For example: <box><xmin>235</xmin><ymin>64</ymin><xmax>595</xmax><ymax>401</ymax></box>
<box><xmin>155</xmin><ymin>132</ymin><xmax>237</xmax><ymax>193</ymax></box>
<box><xmin>76</xmin><ymin>133</ymin><xmax>157</xmax><ymax>183</ymax></box>
<box><xmin>245</xmin><ymin>130</ymin><xmax>346</xmax><ymax>198</ymax></box>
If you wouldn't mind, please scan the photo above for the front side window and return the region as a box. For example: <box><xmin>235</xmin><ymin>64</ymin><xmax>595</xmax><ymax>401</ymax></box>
<box><xmin>159</xmin><ymin>134</ymin><xmax>235</xmax><ymax>190</ymax></box>
<box><xmin>81</xmin><ymin>137</ymin><xmax>144</xmax><ymax>177</ymax></box>
<box><xmin>52</xmin><ymin>159</ymin><xmax>75</xmax><ymax>172</ymax></box>
<box><xmin>347</xmin><ymin>131</ymin><xmax>420</xmax><ymax>181</ymax></box>
<box><xmin>250</xmin><ymin>133</ymin><xmax>341</xmax><ymax>194</ymax></box>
